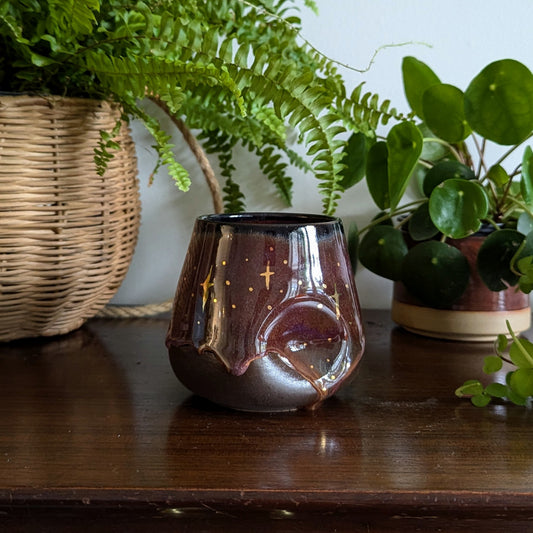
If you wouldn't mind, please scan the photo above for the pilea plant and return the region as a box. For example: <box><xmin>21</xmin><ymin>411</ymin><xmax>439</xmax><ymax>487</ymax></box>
<box><xmin>456</xmin><ymin>321</ymin><xmax>533</xmax><ymax>407</ymax></box>
<box><xmin>1</xmin><ymin>0</ymin><xmax>379</xmax><ymax>215</ymax></box>
<box><xmin>344</xmin><ymin>56</ymin><xmax>533</xmax><ymax>307</ymax></box>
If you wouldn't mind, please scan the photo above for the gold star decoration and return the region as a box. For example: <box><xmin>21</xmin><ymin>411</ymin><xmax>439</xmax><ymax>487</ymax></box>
<box><xmin>260</xmin><ymin>261</ymin><xmax>275</xmax><ymax>290</ymax></box>
<box><xmin>200</xmin><ymin>266</ymin><xmax>215</xmax><ymax>309</ymax></box>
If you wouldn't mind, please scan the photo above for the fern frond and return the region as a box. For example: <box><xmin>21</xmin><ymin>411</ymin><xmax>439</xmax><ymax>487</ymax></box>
<box><xmin>338</xmin><ymin>83</ymin><xmax>406</xmax><ymax>135</ymax></box>
<box><xmin>130</xmin><ymin>103</ymin><xmax>191</xmax><ymax>191</ymax></box>
<box><xmin>223</xmin><ymin>176</ymin><xmax>246</xmax><ymax>213</ymax></box>
<box><xmin>47</xmin><ymin>0</ymin><xmax>99</xmax><ymax>36</ymax></box>
<box><xmin>94</xmin><ymin>117</ymin><xmax>122</xmax><ymax>176</ymax></box>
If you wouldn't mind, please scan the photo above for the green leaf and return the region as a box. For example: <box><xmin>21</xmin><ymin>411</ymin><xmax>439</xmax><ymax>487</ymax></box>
<box><xmin>485</xmin><ymin>382</ymin><xmax>507</xmax><ymax>398</ymax></box>
<box><xmin>401</xmin><ymin>240</ymin><xmax>470</xmax><ymax>307</ymax></box>
<box><xmin>483</xmin><ymin>356</ymin><xmax>503</xmax><ymax>374</ymax></box>
<box><xmin>402</xmin><ymin>56</ymin><xmax>441</xmax><ymax>119</ymax></box>
<box><xmin>455</xmin><ymin>379</ymin><xmax>484</xmax><ymax>397</ymax></box>
<box><xmin>464</xmin><ymin>59</ymin><xmax>533</xmax><ymax>145</ymax></box>
<box><xmin>339</xmin><ymin>132</ymin><xmax>369</xmax><ymax>190</ymax></box>
<box><xmin>520</xmin><ymin>146</ymin><xmax>533</xmax><ymax>206</ymax></box>
<box><xmin>386</xmin><ymin>121</ymin><xmax>423</xmax><ymax>210</ymax></box>
<box><xmin>495</xmin><ymin>334</ymin><xmax>508</xmax><ymax>354</ymax></box>
<box><xmin>477</xmin><ymin>229</ymin><xmax>526</xmax><ymax>290</ymax></box>
<box><xmin>517</xmin><ymin>212</ymin><xmax>533</xmax><ymax>236</ymax></box>
<box><xmin>428</xmin><ymin>179</ymin><xmax>489</xmax><ymax>238</ymax></box>
<box><xmin>509</xmin><ymin>337</ymin><xmax>533</xmax><ymax>369</ymax></box>
<box><xmin>471</xmin><ymin>394</ymin><xmax>491</xmax><ymax>407</ymax></box>
<box><xmin>408</xmin><ymin>202</ymin><xmax>439</xmax><ymax>241</ymax></box>
<box><xmin>487</xmin><ymin>164</ymin><xmax>510</xmax><ymax>187</ymax></box>
<box><xmin>358</xmin><ymin>226</ymin><xmax>407</xmax><ymax>281</ymax></box>
<box><xmin>366</xmin><ymin>141</ymin><xmax>390</xmax><ymax>210</ymax></box>
<box><xmin>423</xmin><ymin>160</ymin><xmax>475</xmax><ymax>197</ymax></box>
<box><xmin>510</xmin><ymin>368</ymin><xmax>533</xmax><ymax>397</ymax></box>
<box><xmin>422</xmin><ymin>84</ymin><xmax>471</xmax><ymax>142</ymax></box>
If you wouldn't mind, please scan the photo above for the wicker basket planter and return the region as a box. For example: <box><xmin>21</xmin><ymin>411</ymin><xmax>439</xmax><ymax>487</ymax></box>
<box><xmin>0</xmin><ymin>95</ymin><xmax>140</xmax><ymax>341</ymax></box>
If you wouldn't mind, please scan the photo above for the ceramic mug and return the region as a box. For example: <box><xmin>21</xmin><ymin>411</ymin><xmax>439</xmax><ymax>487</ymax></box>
<box><xmin>166</xmin><ymin>213</ymin><xmax>365</xmax><ymax>411</ymax></box>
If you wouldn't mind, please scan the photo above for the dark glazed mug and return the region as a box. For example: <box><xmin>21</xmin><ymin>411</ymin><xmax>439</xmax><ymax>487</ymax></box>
<box><xmin>166</xmin><ymin>213</ymin><xmax>365</xmax><ymax>411</ymax></box>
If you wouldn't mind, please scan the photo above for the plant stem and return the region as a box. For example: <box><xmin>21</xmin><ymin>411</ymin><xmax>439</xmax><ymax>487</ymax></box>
<box><xmin>356</xmin><ymin>200</ymin><xmax>426</xmax><ymax>234</ymax></box>
<box><xmin>506</xmin><ymin>320</ymin><xmax>533</xmax><ymax>367</ymax></box>
<box><xmin>493</xmin><ymin>133</ymin><xmax>533</xmax><ymax>169</ymax></box>
<box><xmin>150</xmin><ymin>97</ymin><xmax>224</xmax><ymax>214</ymax></box>
<box><xmin>424</xmin><ymin>137</ymin><xmax>463</xmax><ymax>162</ymax></box>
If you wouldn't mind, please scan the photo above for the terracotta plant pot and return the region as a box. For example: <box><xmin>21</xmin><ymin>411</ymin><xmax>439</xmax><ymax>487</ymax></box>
<box><xmin>392</xmin><ymin>234</ymin><xmax>531</xmax><ymax>341</ymax></box>
<box><xmin>166</xmin><ymin>213</ymin><xmax>365</xmax><ymax>412</ymax></box>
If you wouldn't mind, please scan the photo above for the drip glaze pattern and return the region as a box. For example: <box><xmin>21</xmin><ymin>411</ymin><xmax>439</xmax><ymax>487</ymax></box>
<box><xmin>166</xmin><ymin>213</ymin><xmax>365</xmax><ymax>411</ymax></box>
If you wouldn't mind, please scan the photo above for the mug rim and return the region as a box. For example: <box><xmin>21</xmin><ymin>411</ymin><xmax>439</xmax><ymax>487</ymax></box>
<box><xmin>197</xmin><ymin>212</ymin><xmax>340</xmax><ymax>228</ymax></box>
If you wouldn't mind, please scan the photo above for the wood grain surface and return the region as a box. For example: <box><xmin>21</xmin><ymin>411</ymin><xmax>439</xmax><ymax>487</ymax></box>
<box><xmin>1</xmin><ymin>310</ymin><xmax>532</xmax><ymax>532</ymax></box>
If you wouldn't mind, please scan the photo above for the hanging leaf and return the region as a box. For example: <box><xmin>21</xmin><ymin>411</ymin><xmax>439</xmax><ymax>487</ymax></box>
<box><xmin>422</xmin><ymin>83</ymin><xmax>472</xmax><ymax>143</ymax></box>
<box><xmin>401</xmin><ymin>240</ymin><xmax>470</xmax><ymax>307</ymax></box>
<box><xmin>518</xmin><ymin>211</ymin><xmax>533</xmax><ymax>236</ymax></box>
<box><xmin>408</xmin><ymin>202</ymin><xmax>439</xmax><ymax>241</ymax></box>
<box><xmin>477</xmin><ymin>229</ymin><xmax>528</xmax><ymax>290</ymax></box>
<box><xmin>487</xmin><ymin>164</ymin><xmax>510</xmax><ymax>187</ymax></box>
<box><xmin>387</xmin><ymin>121</ymin><xmax>423</xmax><ymax>210</ymax></box>
<box><xmin>358</xmin><ymin>226</ymin><xmax>407</xmax><ymax>281</ymax></box>
<box><xmin>366</xmin><ymin>141</ymin><xmax>390</xmax><ymax>210</ymax></box>
<box><xmin>402</xmin><ymin>56</ymin><xmax>441</xmax><ymax>119</ymax></box>
<box><xmin>422</xmin><ymin>160</ymin><xmax>475</xmax><ymax>197</ymax></box>
<box><xmin>520</xmin><ymin>146</ymin><xmax>533</xmax><ymax>206</ymax></box>
<box><xmin>429</xmin><ymin>179</ymin><xmax>489</xmax><ymax>238</ymax></box>
<box><xmin>339</xmin><ymin>132</ymin><xmax>370</xmax><ymax>190</ymax></box>
<box><xmin>464</xmin><ymin>59</ymin><xmax>533</xmax><ymax>145</ymax></box>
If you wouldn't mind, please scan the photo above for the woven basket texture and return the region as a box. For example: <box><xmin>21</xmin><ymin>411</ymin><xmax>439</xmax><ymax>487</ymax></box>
<box><xmin>0</xmin><ymin>95</ymin><xmax>140</xmax><ymax>341</ymax></box>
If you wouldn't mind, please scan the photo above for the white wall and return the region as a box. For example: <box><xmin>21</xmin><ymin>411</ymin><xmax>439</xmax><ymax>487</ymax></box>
<box><xmin>112</xmin><ymin>0</ymin><xmax>533</xmax><ymax>309</ymax></box>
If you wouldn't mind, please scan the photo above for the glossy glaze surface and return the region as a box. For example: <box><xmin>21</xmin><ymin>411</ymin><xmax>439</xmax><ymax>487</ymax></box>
<box><xmin>166</xmin><ymin>213</ymin><xmax>365</xmax><ymax>411</ymax></box>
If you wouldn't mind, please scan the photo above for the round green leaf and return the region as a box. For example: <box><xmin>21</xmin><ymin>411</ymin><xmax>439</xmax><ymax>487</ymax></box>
<box><xmin>471</xmin><ymin>394</ymin><xmax>491</xmax><ymax>407</ymax></box>
<box><xmin>408</xmin><ymin>202</ymin><xmax>439</xmax><ymax>241</ymax></box>
<box><xmin>339</xmin><ymin>132</ymin><xmax>370</xmax><ymax>189</ymax></box>
<box><xmin>518</xmin><ymin>212</ymin><xmax>533</xmax><ymax>236</ymax></box>
<box><xmin>487</xmin><ymin>164</ymin><xmax>510</xmax><ymax>187</ymax></box>
<box><xmin>423</xmin><ymin>83</ymin><xmax>472</xmax><ymax>142</ymax></box>
<box><xmin>366</xmin><ymin>141</ymin><xmax>389</xmax><ymax>210</ymax></box>
<box><xmin>386</xmin><ymin>121</ymin><xmax>423</xmax><ymax>210</ymax></box>
<box><xmin>484</xmin><ymin>382</ymin><xmax>507</xmax><ymax>398</ymax></box>
<box><xmin>464</xmin><ymin>59</ymin><xmax>533</xmax><ymax>145</ymax></box>
<box><xmin>402</xmin><ymin>56</ymin><xmax>441</xmax><ymax>119</ymax></box>
<box><xmin>483</xmin><ymin>356</ymin><xmax>503</xmax><ymax>374</ymax></box>
<box><xmin>400</xmin><ymin>240</ymin><xmax>470</xmax><ymax>307</ymax></box>
<box><xmin>428</xmin><ymin>179</ymin><xmax>489</xmax><ymax>238</ymax></box>
<box><xmin>419</xmin><ymin>122</ymin><xmax>452</xmax><ymax>161</ymax></box>
<box><xmin>477</xmin><ymin>229</ymin><xmax>526</xmax><ymax>290</ymax></box>
<box><xmin>359</xmin><ymin>226</ymin><xmax>407</xmax><ymax>281</ymax></box>
<box><xmin>422</xmin><ymin>160</ymin><xmax>475</xmax><ymax>197</ymax></box>
<box><xmin>510</xmin><ymin>368</ymin><xmax>533</xmax><ymax>398</ymax></box>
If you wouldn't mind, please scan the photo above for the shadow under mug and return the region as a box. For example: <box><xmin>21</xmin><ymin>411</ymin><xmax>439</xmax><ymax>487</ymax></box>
<box><xmin>166</xmin><ymin>213</ymin><xmax>365</xmax><ymax>412</ymax></box>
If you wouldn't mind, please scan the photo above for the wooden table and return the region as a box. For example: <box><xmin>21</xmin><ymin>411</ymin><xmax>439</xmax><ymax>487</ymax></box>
<box><xmin>1</xmin><ymin>310</ymin><xmax>533</xmax><ymax>532</ymax></box>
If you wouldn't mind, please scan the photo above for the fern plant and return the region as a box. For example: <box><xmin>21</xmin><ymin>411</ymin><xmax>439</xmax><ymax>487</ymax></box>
<box><xmin>0</xmin><ymin>0</ymin><xmax>364</xmax><ymax>214</ymax></box>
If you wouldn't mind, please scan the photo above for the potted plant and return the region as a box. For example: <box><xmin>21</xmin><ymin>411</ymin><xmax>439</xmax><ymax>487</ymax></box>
<box><xmin>345</xmin><ymin>56</ymin><xmax>533</xmax><ymax>341</ymax></box>
<box><xmin>0</xmin><ymin>0</ymin><xmax>355</xmax><ymax>340</ymax></box>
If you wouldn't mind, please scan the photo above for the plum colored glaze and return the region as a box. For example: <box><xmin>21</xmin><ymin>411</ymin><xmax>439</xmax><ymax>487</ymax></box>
<box><xmin>166</xmin><ymin>213</ymin><xmax>365</xmax><ymax>412</ymax></box>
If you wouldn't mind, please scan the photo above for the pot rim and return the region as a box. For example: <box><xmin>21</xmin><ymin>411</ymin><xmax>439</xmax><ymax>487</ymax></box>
<box><xmin>197</xmin><ymin>212</ymin><xmax>340</xmax><ymax>229</ymax></box>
